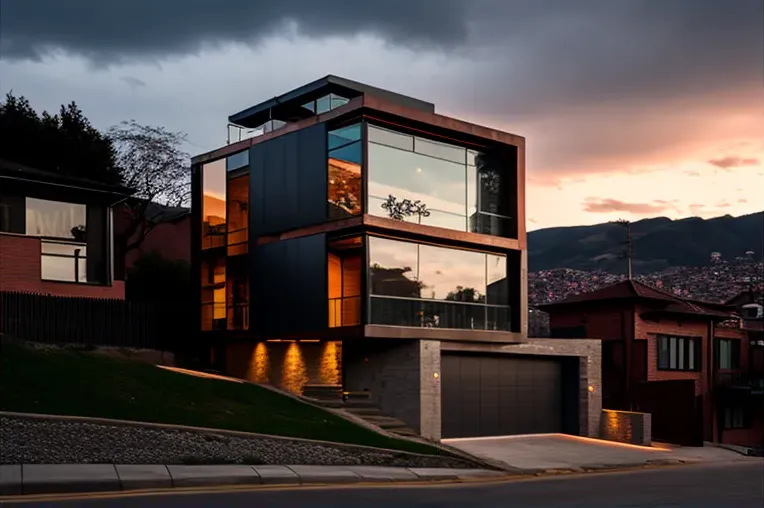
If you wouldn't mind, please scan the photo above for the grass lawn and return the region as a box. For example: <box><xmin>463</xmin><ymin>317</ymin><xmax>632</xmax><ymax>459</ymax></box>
<box><xmin>0</xmin><ymin>342</ymin><xmax>444</xmax><ymax>456</ymax></box>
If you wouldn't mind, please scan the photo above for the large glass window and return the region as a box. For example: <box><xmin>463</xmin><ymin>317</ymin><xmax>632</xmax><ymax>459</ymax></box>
<box><xmin>327</xmin><ymin>124</ymin><xmax>362</xmax><ymax>219</ymax></box>
<box><xmin>367</xmin><ymin>236</ymin><xmax>510</xmax><ymax>331</ymax></box>
<box><xmin>25</xmin><ymin>198</ymin><xmax>86</xmax><ymax>240</ymax></box>
<box><xmin>657</xmin><ymin>335</ymin><xmax>700</xmax><ymax>371</ymax></box>
<box><xmin>717</xmin><ymin>339</ymin><xmax>741</xmax><ymax>370</ymax></box>
<box><xmin>366</xmin><ymin>125</ymin><xmax>514</xmax><ymax>238</ymax></box>
<box><xmin>41</xmin><ymin>240</ymin><xmax>87</xmax><ymax>282</ymax></box>
<box><xmin>201</xmin><ymin>159</ymin><xmax>227</xmax><ymax>250</ymax></box>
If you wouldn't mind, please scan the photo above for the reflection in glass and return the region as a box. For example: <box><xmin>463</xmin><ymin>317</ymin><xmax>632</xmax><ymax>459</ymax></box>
<box><xmin>328</xmin><ymin>125</ymin><xmax>362</xmax><ymax>219</ymax></box>
<box><xmin>202</xmin><ymin>159</ymin><xmax>227</xmax><ymax>250</ymax></box>
<box><xmin>40</xmin><ymin>240</ymin><xmax>87</xmax><ymax>282</ymax></box>
<box><xmin>367</xmin><ymin>236</ymin><xmax>510</xmax><ymax>331</ymax></box>
<box><xmin>366</xmin><ymin>125</ymin><xmax>515</xmax><ymax>239</ymax></box>
<box><xmin>367</xmin><ymin>143</ymin><xmax>466</xmax><ymax>228</ymax></box>
<box><xmin>226</xmin><ymin>150</ymin><xmax>249</xmax><ymax>171</ymax></box>
<box><xmin>25</xmin><ymin>198</ymin><xmax>86</xmax><ymax>240</ymax></box>
<box><xmin>227</xmin><ymin>174</ymin><xmax>248</xmax><ymax>255</ymax></box>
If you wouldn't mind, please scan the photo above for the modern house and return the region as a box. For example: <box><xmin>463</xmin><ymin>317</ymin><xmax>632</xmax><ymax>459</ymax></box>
<box><xmin>191</xmin><ymin>75</ymin><xmax>601</xmax><ymax>441</ymax></box>
<box><xmin>0</xmin><ymin>159</ymin><xmax>132</xmax><ymax>299</ymax></box>
<box><xmin>540</xmin><ymin>279</ymin><xmax>763</xmax><ymax>448</ymax></box>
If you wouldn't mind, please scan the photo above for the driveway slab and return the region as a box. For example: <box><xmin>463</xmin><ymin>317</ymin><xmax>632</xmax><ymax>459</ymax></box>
<box><xmin>166</xmin><ymin>465</ymin><xmax>261</xmax><ymax>488</ymax></box>
<box><xmin>22</xmin><ymin>464</ymin><xmax>120</xmax><ymax>494</ymax></box>
<box><xmin>442</xmin><ymin>434</ymin><xmax>672</xmax><ymax>471</ymax></box>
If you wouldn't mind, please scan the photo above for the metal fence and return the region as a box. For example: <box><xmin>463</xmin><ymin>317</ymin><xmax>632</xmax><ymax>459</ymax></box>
<box><xmin>0</xmin><ymin>291</ymin><xmax>187</xmax><ymax>350</ymax></box>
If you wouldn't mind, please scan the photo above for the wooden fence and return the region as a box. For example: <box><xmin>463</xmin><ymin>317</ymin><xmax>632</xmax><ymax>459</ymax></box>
<box><xmin>0</xmin><ymin>291</ymin><xmax>190</xmax><ymax>350</ymax></box>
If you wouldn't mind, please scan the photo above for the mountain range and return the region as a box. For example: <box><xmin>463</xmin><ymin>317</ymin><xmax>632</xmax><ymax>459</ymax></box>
<box><xmin>527</xmin><ymin>212</ymin><xmax>764</xmax><ymax>274</ymax></box>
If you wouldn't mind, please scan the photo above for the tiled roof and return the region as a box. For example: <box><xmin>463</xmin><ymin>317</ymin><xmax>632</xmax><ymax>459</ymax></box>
<box><xmin>539</xmin><ymin>279</ymin><xmax>733</xmax><ymax>318</ymax></box>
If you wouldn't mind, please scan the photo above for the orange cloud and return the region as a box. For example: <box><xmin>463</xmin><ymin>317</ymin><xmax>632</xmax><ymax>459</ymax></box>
<box><xmin>707</xmin><ymin>156</ymin><xmax>759</xmax><ymax>169</ymax></box>
<box><xmin>582</xmin><ymin>198</ymin><xmax>672</xmax><ymax>214</ymax></box>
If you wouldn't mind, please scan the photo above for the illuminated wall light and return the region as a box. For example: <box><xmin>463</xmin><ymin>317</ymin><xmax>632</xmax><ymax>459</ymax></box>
<box><xmin>282</xmin><ymin>342</ymin><xmax>308</xmax><ymax>394</ymax></box>
<box><xmin>433</xmin><ymin>372</ymin><xmax>440</xmax><ymax>379</ymax></box>
<box><xmin>319</xmin><ymin>341</ymin><xmax>341</xmax><ymax>385</ymax></box>
<box><xmin>248</xmin><ymin>342</ymin><xmax>270</xmax><ymax>384</ymax></box>
<box><xmin>588</xmin><ymin>385</ymin><xmax>595</xmax><ymax>393</ymax></box>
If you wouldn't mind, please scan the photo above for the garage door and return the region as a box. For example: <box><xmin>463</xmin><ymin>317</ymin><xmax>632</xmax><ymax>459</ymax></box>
<box><xmin>441</xmin><ymin>353</ymin><xmax>565</xmax><ymax>439</ymax></box>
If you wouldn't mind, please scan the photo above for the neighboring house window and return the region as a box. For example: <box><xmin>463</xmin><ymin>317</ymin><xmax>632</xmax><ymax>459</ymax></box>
<box><xmin>25</xmin><ymin>197</ymin><xmax>88</xmax><ymax>283</ymax></box>
<box><xmin>717</xmin><ymin>339</ymin><xmax>741</xmax><ymax>370</ymax></box>
<box><xmin>657</xmin><ymin>335</ymin><xmax>700</xmax><ymax>371</ymax></box>
<box><xmin>723</xmin><ymin>406</ymin><xmax>750</xmax><ymax>429</ymax></box>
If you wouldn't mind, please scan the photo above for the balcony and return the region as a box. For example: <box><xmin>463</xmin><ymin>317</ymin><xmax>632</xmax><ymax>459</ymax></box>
<box><xmin>227</xmin><ymin>119</ymin><xmax>287</xmax><ymax>145</ymax></box>
<box><xmin>716</xmin><ymin>371</ymin><xmax>764</xmax><ymax>395</ymax></box>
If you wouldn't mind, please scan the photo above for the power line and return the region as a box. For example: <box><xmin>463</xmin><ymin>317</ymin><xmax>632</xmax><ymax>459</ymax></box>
<box><xmin>613</xmin><ymin>219</ymin><xmax>633</xmax><ymax>280</ymax></box>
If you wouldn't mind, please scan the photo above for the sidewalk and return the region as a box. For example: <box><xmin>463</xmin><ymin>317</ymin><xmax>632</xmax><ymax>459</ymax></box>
<box><xmin>0</xmin><ymin>464</ymin><xmax>505</xmax><ymax>496</ymax></box>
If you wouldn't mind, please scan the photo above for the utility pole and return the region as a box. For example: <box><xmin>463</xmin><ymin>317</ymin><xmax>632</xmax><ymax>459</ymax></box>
<box><xmin>614</xmin><ymin>219</ymin><xmax>633</xmax><ymax>280</ymax></box>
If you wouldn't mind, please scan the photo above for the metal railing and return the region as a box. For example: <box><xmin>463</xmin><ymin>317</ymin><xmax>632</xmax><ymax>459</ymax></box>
<box><xmin>328</xmin><ymin>296</ymin><xmax>362</xmax><ymax>328</ymax></box>
<box><xmin>227</xmin><ymin>120</ymin><xmax>287</xmax><ymax>145</ymax></box>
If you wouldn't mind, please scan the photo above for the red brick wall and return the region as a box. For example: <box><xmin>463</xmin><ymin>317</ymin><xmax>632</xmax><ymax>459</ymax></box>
<box><xmin>0</xmin><ymin>233</ymin><xmax>124</xmax><ymax>299</ymax></box>
<box><xmin>634</xmin><ymin>307</ymin><xmax>709</xmax><ymax>395</ymax></box>
<box><xmin>548</xmin><ymin>304</ymin><xmax>633</xmax><ymax>340</ymax></box>
<box><xmin>721</xmin><ymin>407</ymin><xmax>764</xmax><ymax>448</ymax></box>
<box><xmin>113</xmin><ymin>205</ymin><xmax>191</xmax><ymax>272</ymax></box>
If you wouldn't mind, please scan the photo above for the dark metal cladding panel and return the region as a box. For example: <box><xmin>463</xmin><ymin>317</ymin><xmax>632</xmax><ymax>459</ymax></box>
<box><xmin>85</xmin><ymin>204</ymin><xmax>106</xmax><ymax>284</ymax></box>
<box><xmin>441</xmin><ymin>353</ymin><xmax>568</xmax><ymax>439</ymax></box>
<box><xmin>248</xmin><ymin>123</ymin><xmax>328</xmax><ymax>237</ymax></box>
<box><xmin>297</xmin><ymin>123</ymin><xmax>329</xmax><ymax>230</ymax></box>
<box><xmin>248</xmin><ymin>143</ymin><xmax>266</xmax><ymax>237</ymax></box>
<box><xmin>251</xmin><ymin>234</ymin><xmax>327</xmax><ymax>337</ymax></box>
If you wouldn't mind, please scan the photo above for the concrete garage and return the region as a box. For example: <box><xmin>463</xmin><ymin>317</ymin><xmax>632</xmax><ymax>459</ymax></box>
<box><xmin>441</xmin><ymin>353</ymin><xmax>580</xmax><ymax>438</ymax></box>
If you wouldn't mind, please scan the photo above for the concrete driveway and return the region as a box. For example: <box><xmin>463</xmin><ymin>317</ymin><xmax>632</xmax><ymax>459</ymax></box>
<box><xmin>441</xmin><ymin>434</ymin><xmax>752</xmax><ymax>471</ymax></box>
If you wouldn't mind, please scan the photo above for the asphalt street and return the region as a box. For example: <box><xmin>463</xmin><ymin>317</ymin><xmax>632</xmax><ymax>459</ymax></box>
<box><xmin>5</xmin><ymin>461</ymin><xmax>763</xmax><ymax>508</ymax></box>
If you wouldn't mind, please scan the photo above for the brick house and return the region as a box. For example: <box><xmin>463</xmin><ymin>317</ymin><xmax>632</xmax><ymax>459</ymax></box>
<box><xmin>0</xmin><ymin>159</ymin><xmax>132</xmax><ymax>299</ymax></box>
<box><xmin>540</xmin><ymin>279</ymin><xmax>763</xmax><ymax>449</ymax></box>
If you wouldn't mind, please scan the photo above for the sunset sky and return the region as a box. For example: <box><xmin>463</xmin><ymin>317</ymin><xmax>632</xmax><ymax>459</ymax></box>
<box><xmin>1</xmin><ymin>0</ymin><xmax>762</xmax><ymax>230</ymax></box>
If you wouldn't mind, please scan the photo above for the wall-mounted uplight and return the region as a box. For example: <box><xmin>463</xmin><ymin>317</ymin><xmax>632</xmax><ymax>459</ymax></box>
<box><xmin>433</xmin><ymin>372</ymin><xmax>440</xmax><ymax>379</ymax></box>
<box><xmin>588</xmin><ymin>385</ymin><xmax>595</xmax><ymax>393</ymax></box>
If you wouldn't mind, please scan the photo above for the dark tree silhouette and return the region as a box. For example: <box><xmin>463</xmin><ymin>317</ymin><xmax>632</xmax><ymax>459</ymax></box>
<box><xmin>0</xmin><ymin>92</ymin><xmax>120</xmax><ymax>184</ymax></box>
<box><xmin>108</xmin><ymin>120</ymin><xmax>190</xmax><ymax>255</ymax></box>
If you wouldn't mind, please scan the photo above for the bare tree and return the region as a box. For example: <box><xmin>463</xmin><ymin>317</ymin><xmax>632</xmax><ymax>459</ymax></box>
<box><xmin>108</xmin><ymin>120</ymin><xmax>190</xmax><ymax>255</ymax></box>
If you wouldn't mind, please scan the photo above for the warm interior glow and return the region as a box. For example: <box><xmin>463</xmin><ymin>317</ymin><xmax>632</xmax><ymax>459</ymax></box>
<box><xmin>328</xmin><ymin>157</ymin><xmax>362</xmax><ymax>218</ymax></box>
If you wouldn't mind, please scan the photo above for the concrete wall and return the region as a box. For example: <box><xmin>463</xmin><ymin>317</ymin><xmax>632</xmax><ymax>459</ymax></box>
<box><xmin>343</xmin><ymin>339</ymin><xmax>441</xmax><ymax>440</ymax></box>
<box><xmin>441</xmin><ymin>338</ymin><xmax>602</xmax><ymax>438</ymax></box>
<box><xmin>600</xmin><ymin>409</ymin><xmax>651</xmax><ymax>446</ymax></box>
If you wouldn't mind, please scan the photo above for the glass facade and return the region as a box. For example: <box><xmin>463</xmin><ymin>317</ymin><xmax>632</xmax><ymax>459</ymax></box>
<box><xmin>200</xmin><ymin>150</ymin><xmax>250</xmax><ymax>331</ymax></box>
<box><xmin>367</xmin><ymin>125</ymin><xmax>514</xmax><ymax>237</ymax></box>
<box><xmin>327</xmin><ymin>124</ymin><xmax>362</xmax><ymax>219</ymax></box>
<box><xmin>368</xmin><ymin>236</ymin><xmax>510</xmax><ymax>331</ymax></box>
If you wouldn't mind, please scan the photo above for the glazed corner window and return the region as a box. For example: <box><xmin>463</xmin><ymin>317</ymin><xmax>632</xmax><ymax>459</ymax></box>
<box><xmin>41</xmin><ymin>241</ymin><xmax>87</xmax><ymax>282</ymax></box>
<box><xmin>25</xmin><ymin>198</ymin><xmax>87</xmax><ymax>240</ymax></box>
<box><xmin>327</xmin><ymin>124</ymin><xmax>362</xmax><ymax>219</ymax></box>
<box><xmin>657</xmin><ymin>335</ymin><xmax>700</xmax><ymax>371</ymax></box>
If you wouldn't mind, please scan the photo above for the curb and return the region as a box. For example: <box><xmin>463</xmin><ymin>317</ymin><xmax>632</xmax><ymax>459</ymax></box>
<box><xmin>0</xmin><ymin>459</ymin><xmax>695</xmax><ymax>499</ymax></box>
<box><xmin>0</xmin><ymin>464</ymin><xmax>506</xmax><ymax>498</ymax></box>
